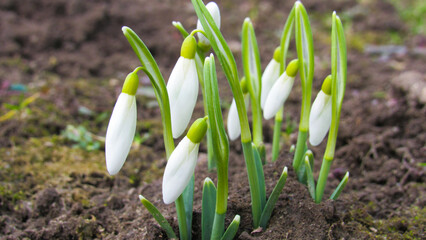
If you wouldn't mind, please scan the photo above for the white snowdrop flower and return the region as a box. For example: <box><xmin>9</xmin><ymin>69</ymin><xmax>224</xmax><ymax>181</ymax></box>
<box><xmin>162</xmin><ymin>117</ymin><xmax>208</xmax><ymax>204</ymax></box>
<box><xmin>261</xmin><ymin>47</ymin><xmax>281</xmax><ymax>110</ymax></box>
<box><xmin>167</xmin><ymin>35</ymin><xmax>199</xmax><ymax>138</ymax></box>
<box><xmin>309</xmin><ymin>75</ymin><xmax>332</xmax><ymax>146</ymax></box>
<box><xmin>263</xmin><ymin>59</ymin><xmax>299</xmax><ymax>120</ymax></box>
<box><xmin>105</xmin><ymin>69</ymin><xmax>139</xmax><ymax>175</ymax></box>
<box><xmin>196</xmin><ymin>2</ymin><xmax>221</xmax><ymax>50</ymax></box>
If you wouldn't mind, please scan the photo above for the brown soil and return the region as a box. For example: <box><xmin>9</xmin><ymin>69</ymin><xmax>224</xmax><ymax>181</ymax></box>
<box><xmin>0</xmin><ymin>0</ymin><xmax>425</xmax><ymax>239</ymax></box>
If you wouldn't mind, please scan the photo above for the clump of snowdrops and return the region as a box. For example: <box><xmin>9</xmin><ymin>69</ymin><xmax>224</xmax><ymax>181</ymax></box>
<box><xmin>104</xmin><ymin>1</ymin><xmax>349</xmax><ymax>239</ymax></box>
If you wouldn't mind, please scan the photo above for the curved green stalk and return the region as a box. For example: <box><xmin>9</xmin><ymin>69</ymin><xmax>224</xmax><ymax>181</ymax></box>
<box><xmin>316</xmin><ymin>12</ymin><xmax>347</xmax><ymax>203</ymax></box>
<box><xmin>271</xmin><ymin>107</ymin><xmax>283</xmax><ymax>162</ymax></box>
<box><xmin>292</xmin><ymin>2</ymin><xmax>314</xmax><ymax>172</ymax></box>
<box><xmin>122</xmin><ymin>27</ymin><xmax>175</xmax><ymax>158</ymax></box>
<box><xmin>123</xmin><ymin>26</ymin><xmax>191</xmax><ymax>240</ymax></box>
<box><xmin>242</xmin><ymin>18</ymin><xmax>263</xmax><ymax>151</ymax></box>
<box><xmin>272</xmin><ymin>7</ymin><xmax>294</xmax><ymax>162</ymax></box>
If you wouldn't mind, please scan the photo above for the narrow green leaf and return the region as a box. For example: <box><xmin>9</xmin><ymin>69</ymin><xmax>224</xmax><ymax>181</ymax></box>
<box><xmin>259</xmin><ymin>167</ymin><xmax>288</xmax><ymax>229</ymax></box>
<box><xmin>294</xmin><ymin>2</ymin><xmax>314</xmax><ymax>132</ymax></box>
<box><xmin>304</xmin><ymin>156</ymin><xmax>316</xmax><ymax>200</ymax></box>
<box><xmin>202</xmin><ymin>178</ymin><xmax>217</xmax><ymax>240</ymax></box>
<box><xmin>204</xmin><ymin>55</ymin><xmax>229</xmax><ymax>168</ymax></box>
<box><xmin>253</xmin><ymin>143</ymin><xmax>266</xmax><ymax>210</ymax></box>
<box><xmin>279</xmin><ymin>6</ymin><xmax>295</xmax><ymax>73</ymax></box>
<box><xmin>139</xmin><ymin>195</ymin><xmax>177</xmax><ymax>239</ymax></box>
<box><xmin>330</xmin><ymin>172</ymin><xmax>349</xmax><ymax>200</ymax></box>
<box><xmin>220</xmin><ymin>215</ymin><xmax>241</xmax><ymax>240</ymax></box>
<box><xmin>183</xmin><ymin>176</ymin><xmax>195</xmax><ymax>240</ymax></box>
<box><xmin>242</xmin><ymin>18</ymin><xmax>262</xmax><ymax>101</ymax></box>
<box><xmin>242</xmin><ymin>18</ymin><xmax>264</xmax><ymax>150</ymax></box>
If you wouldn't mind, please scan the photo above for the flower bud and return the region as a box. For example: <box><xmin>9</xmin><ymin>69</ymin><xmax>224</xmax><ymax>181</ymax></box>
<box><xmin>309</xmin><ymin>75</ymin><xmax>332</xmax><ymax>146</ymax></box>
<box><xmin>196</xmin><ymin>2</ymin><xmax>221</xmax><ymax>50</ymax></box>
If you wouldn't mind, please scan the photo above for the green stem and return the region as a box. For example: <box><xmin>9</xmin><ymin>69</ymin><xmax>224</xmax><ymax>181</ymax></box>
<box><xmin>315</xmin><ymin>158</ymin><xmax>332</xmax><ymax>203</ymax></box>
<box><xmin>272</xmin><ymin>107</ymin><xmax>284</xmax><ymax>162</ymax></box>
<box><xmin>211</xmin><ymin>213</ymin><xmax>225</xmax><ymax>240</ymax></box>
<box><xmin>242</xmin><ymin>141</ymin><xmax>262</xmax><ymax>228</ymax></box>
<box><xmin>292</xmin><ymin>130</ymin><xmax>307</xmax><ymax>172</ymax></box>
<box><xmin>175</xmin><ymin>195</ymin><xmax>189</xmax><ymax>240</ymax></box>
<box><xmin>251</xmin><ymin>94</ymin><xmax>263</xmax><ymax>151</ymax></box>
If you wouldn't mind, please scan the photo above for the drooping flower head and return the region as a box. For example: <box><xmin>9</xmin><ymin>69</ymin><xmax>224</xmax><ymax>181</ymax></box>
<box><xmin>263</xmin><ymin>59</ymin><xmax>299</xmax><ymax>120</ymax></box>
<box><xmin>309</xmin><ymin>75</ymin><xmax>332</xmax><ymax>146</ymax></box>
<box><xmin>105</xmin><ymin>68</ymin><xmax>140</xmax><ymax>175</ymax></box>
<box><xmin>196</xmin><ymin>2</ymin><xmax>221</xmax><ymax>51</ymax></box>
<box><xmin>261</xmin><ymin>46</ymin><xmax>281</xmax><ymax>110</ymax></box>
<box><xmin>167</xmin><ymin>35</ymin><xmax>199</xmax><ymax>139</ymax></box>
<box><xmin>227</xmin><ymin>77</ymin><xmax>249</xmax><ymax>141</ymax></box>
<box><xmin>162</xmin><ymin>117</ymin><xmax>208</xmax><ymax>204</ymax></box>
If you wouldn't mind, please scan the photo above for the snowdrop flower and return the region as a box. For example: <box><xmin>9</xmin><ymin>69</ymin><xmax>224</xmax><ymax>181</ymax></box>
<box><xmin>167</xmin><ymin>35</ymin><xmax>199</xmax><ymax>138</ymax></box>
<box><xmin>227</xmin><ymin>78</ymin><xmax>249</xmax><ymax>141</ymax></box>
<box><xmin>163</xmin><ymin>117</ymin><xmax>208</xmax><ymax>204</ymax></box>
<box><xmin>263</xmin><ymin>59</ymin><xmax>299</xmax><ymax>120</ymax></box>
<box><xmin>105</xmin><ymin>69</ymin><xmax>139</xmax><ymax>175</ymax></box>
<box><xmin>309</xmin><ymin>75</ymin><xmax>332</xmax><ymax>146</ymax></box>
<box><xmin>261</xmin><ymin>47</ymin><xmax>281</xmax><ymax>110</ymax></box>
<box><xmin>196</xmin><ymin>2</ymin><xmax>221</xmax><ymax>51</ymax></box>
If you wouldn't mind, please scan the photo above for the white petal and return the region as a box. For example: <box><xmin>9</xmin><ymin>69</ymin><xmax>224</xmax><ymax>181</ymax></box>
<box><xmin>309</xmin><ymin>91</ymin><xmax>332</xmax><ymax>146</ymax></box>
<box><xmin>227</xmin><ymin>95</ymin><xmax>250</xmax><ymax>141</ymax></box>
<box><xmin>162</xmin><ymin>137</ymin><xmax>199</xmax><ymax>204</ymax></box>
<box><xmin>227</xmin><ymin>99</ymin><xmax>240</xmax><ymax>141</ymax></box>
<box><xmin>167</xmin><ymin>57</ymin><xmax>199</xmax><ymax>138</ymax></box>
<box><xmin>263</xmin><ymin>73</ymin><xmax>294</xmax><ymax>120</ymax></box>
<box><xmin>105</xmin><ymin>93</ymin><xmax>137</xmax><ymax>175</ymax></box>
<box><xmin>261</xmin><ymin>59</ymin><xmax>280</xmax><ymax>109</ymax></box>
<box><xmin>197</xmin><ymin>2</ymin><xmax>221</xmax><ymax>46</ymax></box>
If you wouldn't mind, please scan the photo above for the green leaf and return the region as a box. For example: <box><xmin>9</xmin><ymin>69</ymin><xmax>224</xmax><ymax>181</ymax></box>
<box><xmin>242</xmin><ymin>18</ymin><xmax>262</xmax><ymax>102</ymax></box>
<box><xmin>259</xmin><ymin>167</ymin><xmax>288</xmax><ymax>229</ymax></box>
<box><xmin>202</xmin><ymin>178</ymin><xmax>217</xmax><ymax>240</ymax></box>
<box><xmin>279</xmin><ymin>6</ymin><xmax>295</xmax><ymax>73</ymax></box>
<box><xmin>139</xmin><ymin>195</ymin><xmax>177</xmax><ymax>239</ymax></box>
<box><xmin>253</xmin><ymin>143</ymin><xmax>266</xmax><ymax>210</ymax></box>
<box><xmin>242</xmin><ymin>18</ymin><xmax>264</xmax><ymax>150</ymax></box>
<box><xmin>330</xmin><ymin>172</ymin><xmax>349</xmax><ymax>200</ymax></box>
<box><xmin>325</xmin><ymin>12</ymin><xmax>347</xmax><ymax>160</ymax></box>
<box><xmin>304</xmin><ymin>156</ymin><xmax>316</xmax><ymax>201</ymax></box>
<box><xmin>122</xmin><ymin>26</ymin><xmax>174</xmax><ymax>157</ymax></box>
<box><xmin>204</xmin><ymin>55</ymin><xmax>229</xmax><ymax>168</ymax></box>
<box><xmin>294</xmin><ymin>2</ymin><xmax>314</xmax><ymax>131</ymax></box>
<box><xmin>220</xmin><ymin>215</ymin><xmax>241</xmax><ymax>240</ymax></box>
<box><xmin>183</xmin><ymin>176</ymin><xmax>195</xmax><ymax>240</ymax></box>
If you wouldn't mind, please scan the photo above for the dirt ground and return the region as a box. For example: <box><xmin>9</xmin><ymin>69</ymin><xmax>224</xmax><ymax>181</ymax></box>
<box><xmin>0</xmin><ymin>0</ymin><xmax>425</xmax><ymax>239</ymax></box>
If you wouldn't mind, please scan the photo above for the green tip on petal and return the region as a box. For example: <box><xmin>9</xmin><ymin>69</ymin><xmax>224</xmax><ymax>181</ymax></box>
<box><xmin>273</xmin><ymin>46</ymin><xmax>282</xmax><ymax>62</ymax></box>
<box><xmin>321</xmin><ymin>75</ymin><xmax>332</xmax><ymax>95</ymax></box>
<box><xmin>187</xmin><ymin>116</ymin><xmax>208</xmax><ymax>143</ymax></box>
<box><xmin>122</xmin><ymin>68</ymin><xmax>141</xmax><ymax>95</ymax></box>
<box><xmin>240</xmin><ymin>77</ymin><xmax>249</xmax><ymax>94</ymax></box>
<box><xmin>286</xmin><ymin>59</ymin><xmax>299</xmax><ymax>77</ymax></box>
<box><xmin>181</xmin><ymin>35</ymin><xmax>197</xmax><ymax>59</ymax></box>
